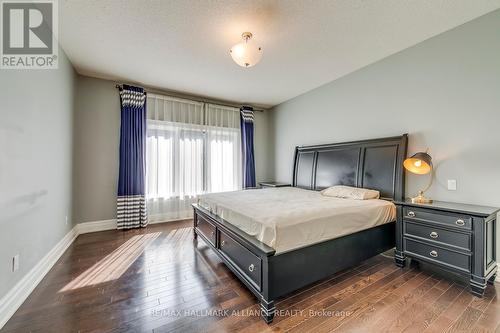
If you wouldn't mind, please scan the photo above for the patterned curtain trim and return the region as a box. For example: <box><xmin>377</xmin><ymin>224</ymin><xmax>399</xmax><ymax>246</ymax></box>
<box><xmin>120</xmin><ymin>89</ymin><xmax>146</xmax><ymax>108</ymax></box>
<box><xmin>117</xmin><ymin>195</ymin><xmax>147</xmax><ymax>229</ymax></box>
<box><xmin>240</xmin><ymin>108</ymin><xmax>254</xmax><ymax>123</ymax></box>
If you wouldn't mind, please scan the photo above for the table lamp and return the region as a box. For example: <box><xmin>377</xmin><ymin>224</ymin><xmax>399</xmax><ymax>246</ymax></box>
<box><xmin>403</xmin><ymin>151</ymin><xmax>433</xmax><ymax>204</ymax></box>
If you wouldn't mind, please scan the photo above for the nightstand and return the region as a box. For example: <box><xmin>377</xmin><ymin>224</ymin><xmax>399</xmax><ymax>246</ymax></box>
<box><xmin>395</xmin><ymin>199</ymin><xmax>498</xmax><ymax>297</ymax></box>
<box><xmin>259</xmin><ymin>181</ymin><xmax>291</xmax><ymax>188</ymax></box>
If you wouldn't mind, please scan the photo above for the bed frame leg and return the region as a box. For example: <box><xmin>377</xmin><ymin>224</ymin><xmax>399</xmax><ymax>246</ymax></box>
<box><xmin>260</xmin><ymin>298</ymin><xmax>275</xmax><ymax>324</ymax></box>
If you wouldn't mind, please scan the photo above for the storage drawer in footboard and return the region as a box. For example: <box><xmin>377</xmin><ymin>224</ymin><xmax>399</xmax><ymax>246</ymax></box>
<box><xmin>219</xmin><ymin>230</ymin><xmax>262</xmax><ymax>290</ymax></box>
<box><xmin>196</xmin><ymin>214</ymin><xmax>216</xmax><ymax>247</ymax></box>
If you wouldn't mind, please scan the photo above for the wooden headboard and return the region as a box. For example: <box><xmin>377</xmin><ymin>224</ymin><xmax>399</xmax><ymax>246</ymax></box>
<box><xmin>292</xmin><ymin>134</ymin><xmax>408</xmax><ymax>201</ymax></box>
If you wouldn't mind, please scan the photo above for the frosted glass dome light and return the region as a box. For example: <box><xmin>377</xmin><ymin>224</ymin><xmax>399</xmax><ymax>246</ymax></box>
<box><xmin>230</xmin><ymin>32</ymin><xmax>262</xmax><ymax>68</ymax></box>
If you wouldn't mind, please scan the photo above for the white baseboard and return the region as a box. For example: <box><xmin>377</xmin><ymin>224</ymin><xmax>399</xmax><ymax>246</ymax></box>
<box><xmin>148</xmin><ymin>212</ymin><xmax>193</xmax><ymax>224</ymax></box>
<box><xmin>76</xmin><ymin>217</ymin><xmax>192</xmax><ymax>234</ymax></box>
<box><xmin>76</xmin><ymin>219</ymin><xmax>116</xmax><ymax>234</ymax></box>
<box><xmin>0</xmin><ymin>226</ymin><xmax>79</xmax><ymax>329</ymax></box>
<box><xmin>149</xmin><ymin>217</ymin><xmax>192</xmax><ymax>224</ymax></box>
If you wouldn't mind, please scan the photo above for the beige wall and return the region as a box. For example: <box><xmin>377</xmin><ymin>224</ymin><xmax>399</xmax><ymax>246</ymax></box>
<box><xmin>73</xmin><ymin>76</ymin><xmax>120</xmax><ymax>224</ymax></box>
<box><xmin>73</xmin><ymin>75</ymin><xmax>273</xmax><ymax>224</ymax></box>
<box><xmin>0</xmin><ymin>46</ymin><xmax>76</xmax><ymax>299</ymax></box>
<box><xmin>270</xmin><ymin>11</ymin><xmax>500</xmax><ymax>256</ymax></box>
<box><xmin>254</xmin><ymin>109</ymin><xmax>274</xmax><ymax>183</ymax></box>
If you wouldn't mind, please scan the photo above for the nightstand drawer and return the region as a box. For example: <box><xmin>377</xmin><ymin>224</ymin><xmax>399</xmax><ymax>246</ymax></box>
<box><xmin>405</xmin><ymin>222</ymin><xmax>471</xmax><ymax>251</ymax></box>
<box><xmin>403</xmin><ymin>207</ymin><xmax>471</xmax><ymax>230</ymax></box>
<box><xmin>404</xmin><ymin>238</ymin><xmax>470</xmax><ymax>273</ymax></box>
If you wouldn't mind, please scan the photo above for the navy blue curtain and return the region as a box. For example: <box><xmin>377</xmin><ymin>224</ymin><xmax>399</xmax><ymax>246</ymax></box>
<box><xmin>117</xmin><ymin>85</ymin><xmax>148</xmax><ymax>229</ymax></box>
<box><xmin>240</xmin><ymin>106</ymin><xmax>256</xmax><ymax>188</ymax></box>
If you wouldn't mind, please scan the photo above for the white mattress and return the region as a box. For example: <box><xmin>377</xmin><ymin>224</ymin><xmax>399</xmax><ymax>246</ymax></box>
<box><xmin>198</xmin><ymin>187</ymin><xmax>396</xmax><ymax>254</ymax></box>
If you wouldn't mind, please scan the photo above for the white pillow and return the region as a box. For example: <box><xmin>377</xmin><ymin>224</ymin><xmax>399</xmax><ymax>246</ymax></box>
<box><xmin>320</xmin><ymin>185</ymin><xmax>380</xmax><ymax>200</ymax></box>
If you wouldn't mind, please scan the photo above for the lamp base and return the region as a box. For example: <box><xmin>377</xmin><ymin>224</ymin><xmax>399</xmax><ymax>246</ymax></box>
<box><xmin>411</xmin><ymin>191</ymin><xmax>433</xmax><ymax>204</ymax></box>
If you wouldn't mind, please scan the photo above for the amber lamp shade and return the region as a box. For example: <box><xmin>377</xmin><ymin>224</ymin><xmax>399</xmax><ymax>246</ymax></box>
<box><xmin>403</xmin><ymin>152</ymin><xmax>433</xmax><ymax>175</ymax></box>
<box><xmin>403</xmin><ymin>152</ymin><xmax>434</xmax><ymax>204</ymax></box>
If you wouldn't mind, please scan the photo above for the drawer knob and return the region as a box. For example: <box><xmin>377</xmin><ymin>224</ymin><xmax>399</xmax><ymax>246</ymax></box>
<box><xmin>221</xmin><ymin>240</ymin><xmax>226</xmax><ymax>247</ymax></box>
<box><xmin>248</xmin><ymin>264</ymin><xmax>255</xmax><ymax>272</ymax></box>
<box><xmin>455</xmin><ymin>219</ymin><xmax>465</xmax><ymax>226</ymax></box>
<box><xmin>429</xmin><ymin>250</ymin><xmax>438</xmax><ymax>258</ymax></box>
<box><xmin>407</xmin><ymin>211</ymin><xmax>416</xmax><ymax>218</ymax></box>
<box><xmin>429</xmin><ymin>231</ymin><xmax>439</xmax><ymax>239</ymax></box>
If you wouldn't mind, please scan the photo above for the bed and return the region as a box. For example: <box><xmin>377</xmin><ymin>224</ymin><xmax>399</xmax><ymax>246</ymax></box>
<box><xmin>198</xmin><ymin>187</ymin><xmax>396</xmax><ymax>254</ymax></box>
<box><xmin>192</xmin><ymin>134</ymin><xmax>408</xmax><ymax>323</ymax></box>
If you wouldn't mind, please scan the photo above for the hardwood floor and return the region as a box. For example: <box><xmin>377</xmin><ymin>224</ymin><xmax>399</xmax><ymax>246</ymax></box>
<box><xmin>2</xmin><ymin>220</ymin><xmax>498</xmax><ymax>333</ymax></box>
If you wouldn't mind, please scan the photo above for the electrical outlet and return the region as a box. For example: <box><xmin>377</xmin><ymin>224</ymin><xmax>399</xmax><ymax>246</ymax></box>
<box><xmin>12</xmin><ymin>255</ymin><xmax>19</xmax><ymax>272</ymax></box>
<box><xmin>447</xmin><ymin>179</ymin><xmax>457</xmax><ymax>191</ymax></box>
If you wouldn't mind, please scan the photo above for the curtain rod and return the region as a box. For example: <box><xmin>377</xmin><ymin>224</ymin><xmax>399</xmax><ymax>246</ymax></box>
<box><xmin>115</xmin><ymin>84</ymin><xmax>265</xmax><ymax>112</ymax></box>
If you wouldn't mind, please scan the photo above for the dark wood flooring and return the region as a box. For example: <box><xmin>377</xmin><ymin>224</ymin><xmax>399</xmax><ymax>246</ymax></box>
<box><xmin>2</xmin><ymin>220</ymin><xmax>499</xmax><ymax>333</ymax></box>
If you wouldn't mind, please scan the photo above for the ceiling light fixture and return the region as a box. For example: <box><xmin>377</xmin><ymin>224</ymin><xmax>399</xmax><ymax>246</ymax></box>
<box><xmin>229</xmin><ymin>32</ymin><xmax>262</xmax><ymax>68</ymax></box>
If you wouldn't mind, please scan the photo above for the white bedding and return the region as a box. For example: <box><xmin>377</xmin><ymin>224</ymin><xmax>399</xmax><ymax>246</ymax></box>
<box><xmin>198</xmin><ymin>187</ymin><xmax>396</xmax><ymax>254</ymax></box>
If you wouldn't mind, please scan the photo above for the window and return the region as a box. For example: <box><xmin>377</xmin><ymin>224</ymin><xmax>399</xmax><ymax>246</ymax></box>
<box><xmin>147</xmin><ymin>121</ymin><xmax>205</xmax><ymax>199</ymax></box>
<box><xmin>145</xmin><ymin>94</ymin><xmax>241</xmax><ymax>221</ymax></box>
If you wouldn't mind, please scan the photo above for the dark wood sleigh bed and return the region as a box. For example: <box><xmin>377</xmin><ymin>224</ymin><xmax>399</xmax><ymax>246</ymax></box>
<box><xmin>192</xmin><ymin>134</ymin><xmax>408</xmax><ymax>323</ymax></box>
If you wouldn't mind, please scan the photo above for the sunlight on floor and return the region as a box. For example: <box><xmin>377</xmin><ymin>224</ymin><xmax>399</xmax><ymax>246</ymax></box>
<box><xmin>60</xmin><ymin>232</ymin><xmax>161</xmax><ymax>292</ymax></box>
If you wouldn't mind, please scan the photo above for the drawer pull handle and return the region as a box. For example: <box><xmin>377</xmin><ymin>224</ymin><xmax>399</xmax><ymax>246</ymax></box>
<box><xmin>429</xmin><ymin>250</ymin><xmax>438</xmax><ymax>258</ymax></box>
<box><xmin>221</xmin><ymin>240</ymin><xmax>226</xmax><ymax>247</ymax></box>
<box><xmin>407</xmin><ymin>211</ymin><xmax>415</xmax><ymax>218</ymax></box>
<box><xmin>429</xmin><ymin>231</ymin><xmax>439</xmax><ymax>239</ymax></box>
<box><xmin>248</xmin><ymin>264</ymin><xmax>255</xmax><ymax>272</ymax></box>
<box><xmin>455</xmin><ymin>219</ymin><xmax>465</xmax><ymax>226</ymax></box>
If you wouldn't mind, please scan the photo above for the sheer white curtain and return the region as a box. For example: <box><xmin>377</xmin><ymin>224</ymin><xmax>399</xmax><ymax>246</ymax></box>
<box><xmin>146</xmin><ymin>95</ymin><xmax>241</xmax><ymax>222</ymax></box>
<box><xmin>206</xmin><ymin>104</ymin><xmax>242</xmax><ymax>193</ymax></box>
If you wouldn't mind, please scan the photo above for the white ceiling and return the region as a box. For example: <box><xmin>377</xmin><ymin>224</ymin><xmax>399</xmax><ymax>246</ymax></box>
<box><xmin>60</xmin><ymin>0</ymin><xmax>500</xmax><ymax>108</ymax></box>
